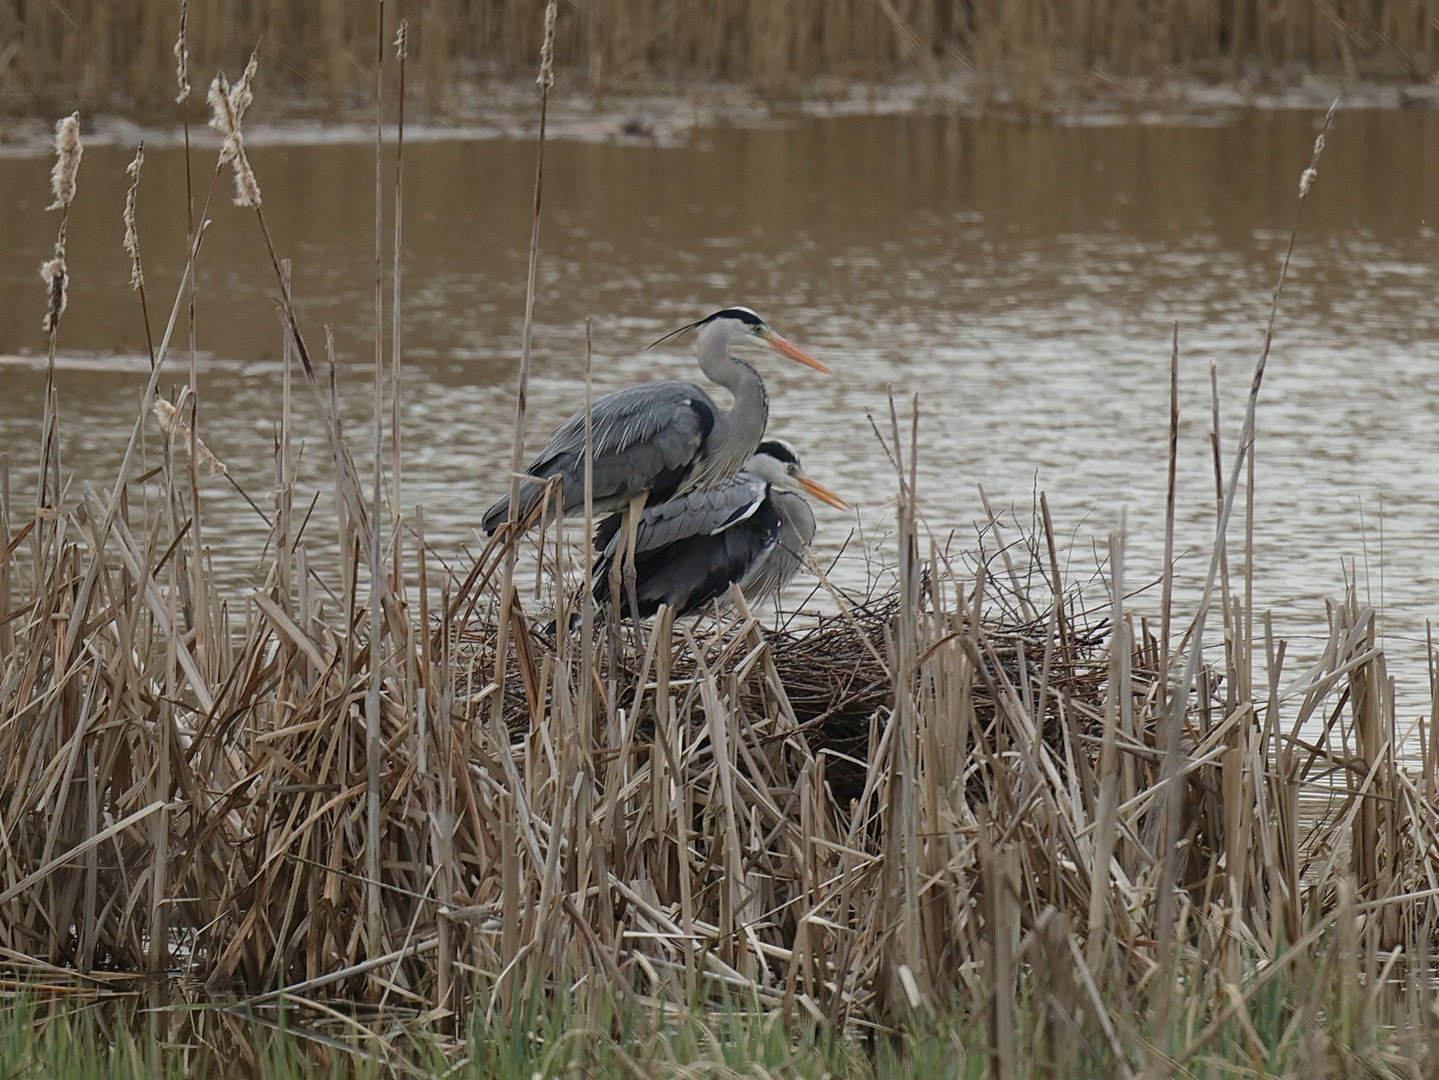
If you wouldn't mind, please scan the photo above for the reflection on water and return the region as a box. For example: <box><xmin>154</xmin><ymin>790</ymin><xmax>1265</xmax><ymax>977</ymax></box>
<box><xmin>2</xmin><ymin>110</ymin><xmax>1438</xmax><ymax>702</ymax></box>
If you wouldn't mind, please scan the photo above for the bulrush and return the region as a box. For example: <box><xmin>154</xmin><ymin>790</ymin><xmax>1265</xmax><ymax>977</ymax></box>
<box><xmin>37</xmin><ymin>256</ymin><xmax>67</xmax><ymax>335</ymax></box>
<box><xmin>537</xmin><ymin>0</ymin><xmax>556</xmax><ymax>89</ymax></box>
<box><xmin>153</xmin><ymin>394</ymin><xmax>227</xmax><ymax>476</ymax></box>
<box><xmin>39</xmin><ymin>112</ymin><xmax>82</xmax><ymax>333</ymax></box>
<box><xmin>123</xmin><ymin>144</ymin><xmax>145</xmax><ymax>292</ymax></box>
<box><xmin>207</xmin><ymin>52</ymin><xmax>262</xmax><ymax>208</ymax></box>
<box><xmin>173</xmin><ymin>0</ymin><xmax>190</xmax><ymax>103</ymax></box>
<box><xmin>46</xmin><ymin>112</ymin><xmax>82</xmax><ymax>211</ymax></box>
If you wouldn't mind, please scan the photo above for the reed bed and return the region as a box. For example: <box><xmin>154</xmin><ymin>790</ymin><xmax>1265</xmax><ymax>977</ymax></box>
<box><xmin>2</xmin><ymin>0</ymin><xmax>1437</xmax><ymax>119</ymax></box>
<box><xmin>3</xmin><ymin>13</ymin><xmax>1439</xmax><ymax>1079</ymax></box>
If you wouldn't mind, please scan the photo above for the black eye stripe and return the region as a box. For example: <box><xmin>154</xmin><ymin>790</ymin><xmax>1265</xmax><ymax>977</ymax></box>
<box><xmin>652</xmin><ymin>306</ymin><xmax>768</xmax><ymax>350</ymax></box>
<box><xmin>756</xmin><ymin>438</ymin><xmax>801</xmax><ymax>467</ymax></box>
<box><xmin>701</xmin><ymin>306</ymin><xmax>765</xmax><ymax>328</ymax></box>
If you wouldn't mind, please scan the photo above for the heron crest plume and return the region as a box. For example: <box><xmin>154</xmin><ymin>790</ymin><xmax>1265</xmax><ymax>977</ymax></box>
<box><xmin>648</xmin><ymin>306</ymin><xmax>766</xmax><ymax>349</ymax></box>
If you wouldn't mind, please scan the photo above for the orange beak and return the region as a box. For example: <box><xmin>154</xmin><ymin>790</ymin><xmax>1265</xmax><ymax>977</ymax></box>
<box><xmin>762</xmin><ymin>330</ymin><xmax>831</xmax><ymax>374</ymax></box>
<box><xmin>798</xmin><ymin>475</ymin><xmax>849</xmax><ymax>511</ymax></box>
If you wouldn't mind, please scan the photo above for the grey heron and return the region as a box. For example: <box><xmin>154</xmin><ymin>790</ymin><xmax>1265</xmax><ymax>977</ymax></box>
<box><xmin>481</xmin><ymin>307</ymin><xmax>829</xmax><ymax>537</ymax></box>
<box><xmin>589</xmin><ymin>439</ymin><xmax>847</xmax><ymax>620</ymax></box>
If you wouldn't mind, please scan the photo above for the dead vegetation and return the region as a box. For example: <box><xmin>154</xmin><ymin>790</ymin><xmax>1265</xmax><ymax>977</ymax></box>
<box><xmin>2</xmin><ymin>0</ymin><xmax>1437</xmax><ymax>118</ymax></box>
<box><xmin>3</xmin><ymin>10</ymin><xmax>1439</xmax><ymax>1078</ymax></box>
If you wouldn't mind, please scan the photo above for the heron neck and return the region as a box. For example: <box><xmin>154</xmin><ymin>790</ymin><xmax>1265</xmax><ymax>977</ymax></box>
<box><xmin>700</xmin><ymin>345</ymin><xmax>768</xmax><ymax>483</ymax></box>
<box><xmin>774</xmin><ymin>491</ymin><xmax>817</xmax><ymax>548</ymax></box>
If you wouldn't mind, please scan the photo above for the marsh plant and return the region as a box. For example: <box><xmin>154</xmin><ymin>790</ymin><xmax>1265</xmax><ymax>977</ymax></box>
<box><xmin>0</xmin><ymin>6</ymin><xmax>1434</xmax><ymax>1079</ymax></box>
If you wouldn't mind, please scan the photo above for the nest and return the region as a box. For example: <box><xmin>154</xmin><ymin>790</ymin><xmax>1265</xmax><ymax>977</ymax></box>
<box><xmin>474</xmin><ymin>588</ymin><xmax>1112</xmax><ymax>807</ymax></box>
<box><xmin>757</xmin><ymin>597</ymin><xmax>1110</xmax><ymax>803</ymax></box>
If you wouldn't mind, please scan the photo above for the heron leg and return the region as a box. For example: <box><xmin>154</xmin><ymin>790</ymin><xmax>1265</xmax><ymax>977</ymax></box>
<box><xmin>606</xmin><ymin>512</ymin><xmax>625</xmax><ymax>623</ymax></box>
<box><xmin>622</xmin><ymin>492</ymin><xmax>647</xmax><ymax>651</ymax></box>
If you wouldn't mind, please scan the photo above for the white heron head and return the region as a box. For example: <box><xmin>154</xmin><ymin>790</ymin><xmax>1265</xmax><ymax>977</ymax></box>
<box><xmin>651</xmin><ymin>307</ymin><xmax>831</xmax><ymax>374</ymax></box>
<box><xmin>746</xmin><ymin>439</ymin><xmax>849</xmax><ymax>510</ymax></box>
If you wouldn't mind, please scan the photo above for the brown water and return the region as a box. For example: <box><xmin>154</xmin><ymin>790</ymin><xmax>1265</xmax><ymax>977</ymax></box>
<box><xmin>3</xmin><ymin>110</ymin><xmax>1438</xmax><ymax>706</ymax></box>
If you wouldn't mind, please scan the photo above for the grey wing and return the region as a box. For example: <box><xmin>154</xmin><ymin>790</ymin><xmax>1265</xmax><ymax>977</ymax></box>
<box><xmin>602</xmin><ymin>474</ymin><xmax>770</xmax><ymax>560</ymax></box>
<box><xmin>484</xmin><ymin>381</ymin><xmax>715</xmax><ymax>533</ymax></box>
<box><xmin>533</xmin><ymin>382</ymin><xmax>713</xmax><ymax>482</ymax></box>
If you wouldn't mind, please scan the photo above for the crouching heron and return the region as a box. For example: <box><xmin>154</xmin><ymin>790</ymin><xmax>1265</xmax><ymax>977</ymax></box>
<box><xmin>590</xmin><ymin>439</ymin><xmax>847</xmax><ymax>620</ymax></box>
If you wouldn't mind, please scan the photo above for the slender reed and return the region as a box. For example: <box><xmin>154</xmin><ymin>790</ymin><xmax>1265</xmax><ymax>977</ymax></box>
<box><xmin>175</xmin><ymin>1</ymin><xmax>206</xmax><ymax>673</ymax></box>
<box><xmin>1158</xmin><ymin>99</ymin><xmax>1339</xmax><ymax>870</ymax></box>
<box><xmin>487</xmin><ymin>0</ymin><xmax>558</xmax><ymax>806</ymax></box>
<box><xmin>121</xmin><ymin>144</ymin><xmax>158</xmax><ymax>370</ymax></box>
<box><xmin>580</xmin><ymin>315</ymin><xmax>596</xmax><ymax>744</ymax></box>
<box><xmin>37</xmin><ymin>112</ymin><xmax>82</xmax><ymax>514</ymax></box>
<box><xmin>366</xmin><ymin>0</ymin><xmax>388</xmax><ymax>959</ymax></box>
<box><xmin>391</xmin><ymin>19</ymin><xmax>409</xmax><ymax>585</ymax></box>
<box><xmin>1152</xmin><ymin>319</ymin><xmax>1184</xmax><ymax>1046</ymax></box>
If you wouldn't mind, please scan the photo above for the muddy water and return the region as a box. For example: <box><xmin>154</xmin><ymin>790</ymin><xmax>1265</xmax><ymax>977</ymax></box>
<box><xmin>2</xmin><ymin>110</ymin><xmax>1438</xmax><ymax>705</ymax></box>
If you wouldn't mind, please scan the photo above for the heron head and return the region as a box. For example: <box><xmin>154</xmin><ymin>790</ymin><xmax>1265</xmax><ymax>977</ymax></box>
<box><xmin>748</xmin><ymin>439</ymin><xmax>849</xmax><ymax>511</ymax></box>
<box><xmin>651</xmin><ymin>307</ymin><xmax>831</xmax><ymax>374</ymax></box>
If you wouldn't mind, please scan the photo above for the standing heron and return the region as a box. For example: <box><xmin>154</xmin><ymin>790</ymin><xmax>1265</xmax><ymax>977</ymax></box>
<box><xmin>481</xmin><ymin>307</ymin><xmax>829</xmax><ymax>536</ymax></box>
<box><xmin>590</xmin><ymin>439</ymin><xmax>847</xmax><ymax>620</ymax></box>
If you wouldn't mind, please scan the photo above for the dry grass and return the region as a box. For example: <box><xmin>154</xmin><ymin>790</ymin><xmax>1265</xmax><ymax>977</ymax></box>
<box><xmin>2</xmin><ymin>0</ymin><xmax>1438</xmax><ymax>118</ymax></box>
<box><xmin>3</xmin><ymin>14</ymin><xmax>1439</xmax><ymax>1080</ymax></box>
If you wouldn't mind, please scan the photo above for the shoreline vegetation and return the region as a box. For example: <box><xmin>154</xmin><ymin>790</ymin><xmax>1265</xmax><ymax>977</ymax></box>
<box><xmin>6</xmin><ymin>4</ymin><xmax>1439</xmax><ymax>1079</ymax></box>
<box><xmin>5</xmin><ymin>0</ymin><xmax>1439</xmax><ymax>127</ymax></box>
<box><xmin>0</xmin><ymin>77</ymin><xmax>1431</xmax><ymax>158</ymax></box>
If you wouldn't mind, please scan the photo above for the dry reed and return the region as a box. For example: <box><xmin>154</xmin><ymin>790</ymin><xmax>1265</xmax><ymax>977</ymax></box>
<box><xmin>5</xmin><ymin>20</ymin><xmax>1439</xmax><ymax>1080</ymax></box>
<box><xmin>206</xmin><ymin>58</ymin><xmax>261</xmax><ymax>209</ymax></box>
<box><xmin>2</xmin><ymin>0</ymin><xmax>1436</xmax><ymax>118</ymax></box>
<box><xmin>37</xmin><ymin>112</ymin><xmax>80</xmax><ymax>335</ymax></box>
<box><xmin>122</xmin><ymin>144</ymin><xmax>144</xmax><ymax>292</ymax></box>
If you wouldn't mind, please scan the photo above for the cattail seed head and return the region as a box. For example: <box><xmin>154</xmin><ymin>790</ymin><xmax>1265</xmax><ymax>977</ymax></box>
<box><xmin>231</xmin><ymin>152</ymin><xmax>262</xmax><ymax>208</ymax></box>
<box><xmin>395</xmin><ymin>20</ymin><xmax>409</xmax><ymax>60</ymax></box>
<box><xmin>231</xmin><ymin>49</ymin><xmax>259</xmax><ymax>123</ymax></box>
<box><xmin>123</xmin><ymin>144</ymin><xmax>145</xmax><ymax>291</ymax></box>
<box><xmin>39</xmin><ymin>251</ymin><xmax>67</xmax><ymax>333</ymax></box>
<box><xmin>154</xmin><ymin>395</ymin><xmax>228</xmax><ymax>475</ymax></box>
<box><xmin>1297</xmin><ymin>104</ymin><xmax>1336</xmax><ymax>201</ymax></box>
<box><xmin>153</xmin><ymin>397</ymin><xmax>178</xmax><ymax>430</ymax></box>
<box><xmin>174</xmin><ymin>0</ymin><xmax>191</xmax><ymax>103</ymax></box>
<box><xmin>208</xmin><ymin>73</ymin><xmax>238</xmax><ymax>142</ymax></box>
<box><xmin>47</xmin><ymin>112</ymin><xmax>83</xmax><ymax>211</ymax></box>
<box><xmin>537</xmin><ymin>1</ymin><xmax>557</xmax><ymax>90</ymax></box>
<box><xmin>208</xmin><ymin>69</ymin><xmax>263</xmax><ymax>208</ymax></box>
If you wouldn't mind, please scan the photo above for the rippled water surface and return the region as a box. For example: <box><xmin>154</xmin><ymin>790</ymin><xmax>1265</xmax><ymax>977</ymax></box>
<box><xmin>3</xmin><ymin>110</ymin><xmax>1438</xmax><ymax>703</ymax></box>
